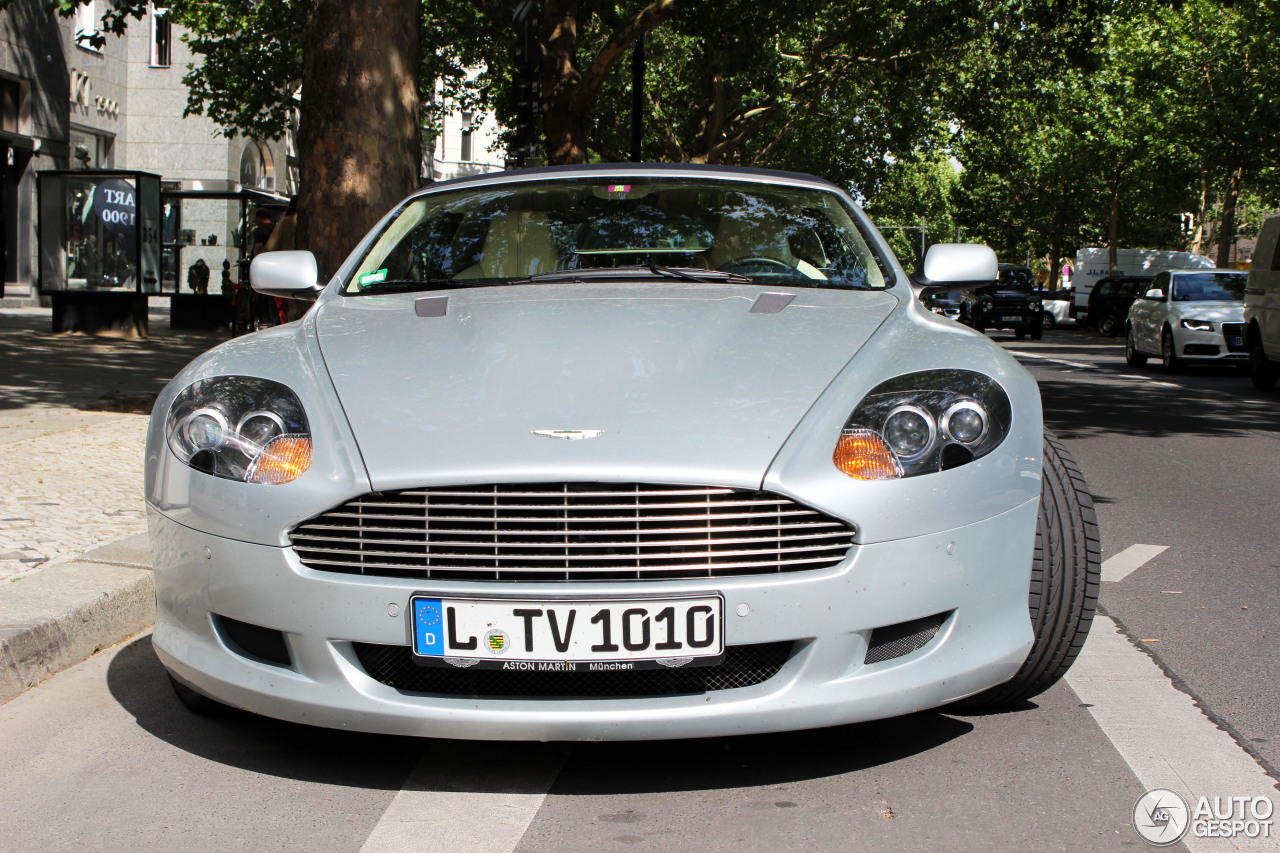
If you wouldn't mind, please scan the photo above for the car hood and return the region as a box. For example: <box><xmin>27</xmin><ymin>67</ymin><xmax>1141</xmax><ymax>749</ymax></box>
<box><xmin>1173</xmin><ymin>301</ymin><xmax>1245</xmax><ymax>320</ymax></box>
<box><xmin>314</xmin><ymin>283</ymin><xmax>898</xmax><ymax>491</ymax></box>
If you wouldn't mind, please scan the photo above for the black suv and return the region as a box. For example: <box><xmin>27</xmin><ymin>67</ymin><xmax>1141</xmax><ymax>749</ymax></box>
<box><xmin>1084</xmin><ymin>275</ymin><xmax>1153</xmax><ymax>336</ymax></box>
<box><xmin>961</xmin><ymin>265</ymin><xmax>1043</xmax><ymax>340</ymax></box>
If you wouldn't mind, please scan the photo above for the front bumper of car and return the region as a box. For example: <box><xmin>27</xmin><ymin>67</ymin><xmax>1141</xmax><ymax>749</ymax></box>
<box><xmin>149</xmin><ymin>495</ymin><xmax>1038</xmax><ymax>741</ymax></box>
<box><xmin>1173</xmin><ymin>323</ymin><xmax>1249</xmax><ymax>362</ymax></box>
<box><xmin>973</xmin><ymin>306</ymin><xmax>1040</xmax><ymax>330</ymax></box>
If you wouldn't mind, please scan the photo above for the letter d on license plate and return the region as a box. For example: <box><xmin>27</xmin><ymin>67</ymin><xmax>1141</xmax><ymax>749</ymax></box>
<box><xmin>409</xmin><ymin>594</ymin><xmax>725</xmax><ymax>670</ymax></box>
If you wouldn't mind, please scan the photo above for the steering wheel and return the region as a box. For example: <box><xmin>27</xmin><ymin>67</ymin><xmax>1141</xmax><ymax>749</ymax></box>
<box><xmin>716</xmin><ymin>256</ymin><xmax>796</xmax><ymax>276</ymax></box>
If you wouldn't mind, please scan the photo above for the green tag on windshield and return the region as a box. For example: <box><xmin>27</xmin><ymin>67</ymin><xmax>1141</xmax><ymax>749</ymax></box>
<box><xmin>359</xmin><ymin>268</ymin><xmax>388</xmax><ymax>287</ymax></box>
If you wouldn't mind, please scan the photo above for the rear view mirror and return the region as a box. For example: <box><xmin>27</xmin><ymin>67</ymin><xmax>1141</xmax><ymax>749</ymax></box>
<box><xmin>250</xmin><ymin>251</ymin><xmax>323</xmax><ymax>301</ymax></box>
<box><xmin>910</xmin><ymin>244</ymin><xmax>998</xmax><ymax>293</ymax></box>
<box><xmin>1144</xmin><ymin>288</ymin><xmax>1164</xmax><ymax>299</ymax></box>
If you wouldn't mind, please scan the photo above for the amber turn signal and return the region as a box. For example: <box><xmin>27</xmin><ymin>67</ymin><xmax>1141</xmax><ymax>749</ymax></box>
<box><xmin>245</xmin><ymin>435</ymin><xmax>312</xmax><ymax>484</ymax></box>
<box><xmin>833</xmin><ymin>429</ymin><xmax>903</xmax><ymax>480</ymax></box>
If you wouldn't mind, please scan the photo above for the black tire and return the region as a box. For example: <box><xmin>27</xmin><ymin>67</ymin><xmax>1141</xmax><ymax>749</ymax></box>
<box><xmin>1161</xmin><ymin>327</ymin><xmax>1182</xmax><ymax>373</ymax></box>
<box><xmin>974</xmin><ymin>321</ymin><xmax>986</xmax><ymax>334</ymax></box>
<box><xmin>1097</xmin><ymin>314</ymin><xmax>1119</xmax><ymax>337</ymax></box>
<box><xmin>168</xmin><ymin>674</ymin><xmax>231</xmax><ymax>716</ymax></box>
<box><xmin>956</xmin><ymin>431</ymin><xmax>1101</xmax><ymax>708</ymax></box>
<box><xmin>1125</xmin><ymin>325</ymin><xmax>1147</xmax><ymax>366</ymax></box>
<box><xmin>1249</xmin><ymin>335</ymin><xmax>1279</xmax><ymax>390</ymax></box>
<box><xmin>1041</xmin><ymin>311</ymin><xmax>1056</xmax><ymax>330</ymax></box>
<box><xmin>1030</xmin><ymin>323</ymin><xmax>1043</xmax><ymax>341</ymax></box>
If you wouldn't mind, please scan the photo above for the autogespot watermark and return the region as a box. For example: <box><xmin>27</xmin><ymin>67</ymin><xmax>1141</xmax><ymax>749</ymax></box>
<box><xmin>1133</xmin><ymin>788</ymin><xmax>1275</xmax><ymax>845</ymax></box>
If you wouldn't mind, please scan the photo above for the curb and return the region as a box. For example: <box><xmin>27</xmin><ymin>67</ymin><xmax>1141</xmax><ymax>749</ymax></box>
<box><xmin>0</xmin><ymin>535</ymin><xmax>154</xmax><ymax>703</ymax></box>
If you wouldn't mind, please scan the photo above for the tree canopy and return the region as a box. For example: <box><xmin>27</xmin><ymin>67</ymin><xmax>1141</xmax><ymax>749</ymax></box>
<box><xmin>14</xmin><ymin>0</ymin><xmax>1279</xmax><ymax>273</ymax></box>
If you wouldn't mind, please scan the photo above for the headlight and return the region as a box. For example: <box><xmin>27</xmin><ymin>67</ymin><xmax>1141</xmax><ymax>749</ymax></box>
<box><xmin>1180</xmin><ymin>318</ymin><xmax>1214</xmax><ymax>331</ymax></box>
<box><xmin>167</xmin><ymin>376</ymin><xmax>311</xmax><ymax>484</ymax></box>
<box><xmin>833</xmin><ymin>369</ymin><xmax>1011</xmax><ymax>480</ymax></box>
<box><xmin>1032</xmin><ymin>300</ymin><xmax>1043</xmax><ymax>311</ymax></box>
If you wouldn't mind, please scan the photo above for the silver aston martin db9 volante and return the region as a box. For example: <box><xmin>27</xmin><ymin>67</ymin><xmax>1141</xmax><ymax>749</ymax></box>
<box><xmin>146</xmin><ymin>164</ymin><xmax>1100</xmax><ymax>740</ymax></box>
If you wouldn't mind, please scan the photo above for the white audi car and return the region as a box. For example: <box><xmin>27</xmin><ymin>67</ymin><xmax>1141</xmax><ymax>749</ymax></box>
<box><xmin>1125</xmin><ymin>269</ymin><xmax>1249</xmax><ymax>371</ymax></box>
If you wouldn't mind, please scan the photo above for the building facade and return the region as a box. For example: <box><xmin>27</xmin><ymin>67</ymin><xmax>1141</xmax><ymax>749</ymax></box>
<box><xmin>1</xmin><ymin>0</ymin><xmax>291</xmax><ymax>302</ymax></box>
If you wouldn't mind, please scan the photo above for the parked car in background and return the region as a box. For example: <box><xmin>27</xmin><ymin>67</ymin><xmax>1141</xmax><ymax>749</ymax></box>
<box><xmin>1033</xmin><ymin>289</ymin><xmax>1075</xmax><ymax>329</ymax></box>
<box><xmin>961</xmin><ymin>265</ymin><xmax>1043</xmax><ymax>339</ymax></box>
<box><xmin>1244</xmin><ymin>214</ymin><xmax>1280</xmax><ymax>390</ymax></box>
<box><xmin>1073</xmin><ymin>248</ymin><xmax>1215</xmax><ymax>318</ymax></box>
<box><xmin>1125</xmin><ymin>269</ymin><xmax>1249</xmax><ymax>372</ymax></box>
<box><xmin>1084</xmin><ymin>275</ymin><xmax>1154</xmax><ymax>336</ymax></box>
<box><xmin>922</xmin><ymin>288</ymin><xmax>964</xmax><ymax>320</ymax></box>
<box><xmin>144</xmin><ymin>164</ymin><xmax>1100</xmax><ymax>741</ymax></box>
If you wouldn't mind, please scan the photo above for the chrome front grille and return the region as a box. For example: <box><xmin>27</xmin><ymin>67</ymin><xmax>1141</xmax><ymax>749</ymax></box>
<box><xmin>291</xmin><ymin>483</ymin><xmax>857</xmax><ymax>581</ymax></box>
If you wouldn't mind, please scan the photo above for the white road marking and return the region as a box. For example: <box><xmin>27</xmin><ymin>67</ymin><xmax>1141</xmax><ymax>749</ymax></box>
<box><xmin>1066</xmin><ymin>617</ymin><xmax>1279</xmax><ymax>852</ymax></box>
<box><xmin>359</xmin><ymin>741</ymin><xmax>566</xmax><ymax>853</ymax></box>
<box><xmin>1006</xmin><ymin>350</ymin><xmax>1099</xmax><ymax>370</ymax></box>
<box><xmin>1101</xmin><ymin>543</ymin><xmax>1169</xmax><ymax>582</ymax></box>
<box><xmin>1005</xmin><ymin>349</ymin><xmax>1184</xmax><ymax>389</ymax></box>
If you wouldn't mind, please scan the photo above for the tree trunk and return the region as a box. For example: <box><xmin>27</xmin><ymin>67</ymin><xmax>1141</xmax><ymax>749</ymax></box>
<box><xmin>295</xmin><ymin>0</ymin><xmax>421</xmax><ymax>279</ymax></box>
<box><xmin>1215</xmin><ymin>165</ymin><xmax>1242</xmax><ymax>268</ymax></box>
<box><xmin>541</xmin><ymin>0</ymin><xmax>588</xmax><ymax>165</ymax></box>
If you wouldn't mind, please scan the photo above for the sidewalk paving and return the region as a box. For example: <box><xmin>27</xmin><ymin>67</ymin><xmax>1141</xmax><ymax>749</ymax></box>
<box><xmin>0</xmin><ymin>306</ymin><xmax>224</xmax><ymax>701</ymax></box>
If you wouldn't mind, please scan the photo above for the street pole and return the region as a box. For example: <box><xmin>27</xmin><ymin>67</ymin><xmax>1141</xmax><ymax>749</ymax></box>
<box><xmin>630</xmin><ymin>35</ymin><xmax>644</xmax><ymax>162</ymax></box>
<box><xmin>510</xmin><ymin>0</ymin><xmax>540</xmax><ymax>169</ymax></box>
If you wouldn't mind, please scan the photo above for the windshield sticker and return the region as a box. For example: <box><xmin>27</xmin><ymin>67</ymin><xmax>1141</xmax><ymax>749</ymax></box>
<box><xmin>607</xmin><ymin>184</ymin><xmax>631</xmax><ymax>194</ymax></box>
<box><xmin>359</xmin><ymin>269</ymin><xmax>388</xmax><ymax>286</ymax></box>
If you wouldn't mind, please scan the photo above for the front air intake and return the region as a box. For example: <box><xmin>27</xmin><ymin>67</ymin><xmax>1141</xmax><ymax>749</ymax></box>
<box><xmin>353</xmin><ymin>641</ymin><xmax>794</xmax><ymax>698</ymax></box>
<box><xmin>864</xmin><ymin>612</ymin><xmax>949</xmax><ymax>664</ymax></box>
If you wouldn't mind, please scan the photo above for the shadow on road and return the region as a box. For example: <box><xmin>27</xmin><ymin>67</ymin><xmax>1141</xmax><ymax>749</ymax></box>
<box><xmin>1039</xmin><ymin>374</ymin><xmax>1280</xmax><ymax>441</ymax></box>
<box><xmin>0</xmin><ymin>310</ymin><xmax>225</xmax><ymax>412</ymax></box>
<box><xmin>106</xmin><ymin>636</ymin><xmax>420</xmax><ymax>790</ymax></box>
<box><xmin>107</xmin><ymin>635</ymin><xmax>984</xmax><ymax>793</ymax></box>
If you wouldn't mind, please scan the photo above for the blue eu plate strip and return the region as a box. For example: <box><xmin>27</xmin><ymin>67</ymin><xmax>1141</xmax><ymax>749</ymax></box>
<box><xmin>413</xmin><ymin>598</ymin><xmax>443</xmax><ymax>656</ymax></box>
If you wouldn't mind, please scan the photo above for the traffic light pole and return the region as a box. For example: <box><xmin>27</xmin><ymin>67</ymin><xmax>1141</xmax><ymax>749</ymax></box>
<box><xmin>510</xmin><ymin>0</ymin><xmax>540</xmax><ymax>169</ymax></box>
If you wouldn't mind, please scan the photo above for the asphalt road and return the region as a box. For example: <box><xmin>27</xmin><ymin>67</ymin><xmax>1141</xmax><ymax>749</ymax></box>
<box><xmin>1001</xmin><ymin>327</ymin><xmax>1280</xmax><ymax>776</ymax></box>
<box><xmin>3</xmin><ymin>326</ymin><xmax>1277</xmax><ymax>853</ymax></box>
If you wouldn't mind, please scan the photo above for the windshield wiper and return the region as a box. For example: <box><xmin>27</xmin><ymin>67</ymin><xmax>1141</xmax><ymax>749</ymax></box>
<box><xmin>522</xmin><ymin>265</ymin><xmax>751</xmax><ymax>285</ymax></box>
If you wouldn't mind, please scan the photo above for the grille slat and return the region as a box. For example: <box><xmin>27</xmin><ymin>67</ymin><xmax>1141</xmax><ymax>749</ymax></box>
<box><xmin>325</xmin><ymin>508</ymin><xmax>827</xmax><ymax>523</ymax></box>
<box><xmin>291</xmin><ymin>483</ymin><xmax>857</xmax><ymax>582</ymax></box>
<box><xmin>293</xmin><ymin>527</ymin><xmax>849</xmax><ymax>548</ymax></box>
<box><xmin>295</xmin><ymin>520</ymin><xmax>847</xmax><ymax>537</ymax></box>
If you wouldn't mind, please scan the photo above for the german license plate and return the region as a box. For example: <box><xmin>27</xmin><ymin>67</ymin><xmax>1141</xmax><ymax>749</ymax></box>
<box><xmin>409</xmin><ymin>594</ymin><xmax>724</xmax><ymax>670</ymax></box>
<box><xmin>1002</xmin><ymin>315</ymin><xmax>1022</xmax><ymax>322</ymax></box>
<box><xmin>1229</xmin><ymin>336</ymin><xmax>1243</xmax><ymax>347</ymax></box>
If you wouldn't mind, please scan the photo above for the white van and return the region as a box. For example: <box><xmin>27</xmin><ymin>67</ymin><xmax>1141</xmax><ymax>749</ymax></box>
<box><xmin>1244</xmin><ymin>214</ymin><xmax>1280</xmax><ymax>390</ymax></box>
<box><xmin>1073</xmin><ymin>248</ymin><xmax>1216</xmax><ymax>316</ymax></box>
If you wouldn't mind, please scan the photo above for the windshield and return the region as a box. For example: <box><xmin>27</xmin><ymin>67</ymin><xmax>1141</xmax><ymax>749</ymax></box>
<box><xmin>996</xmin><ymin>268</ymin><xmax>1035</xmax><ymax>291</ymax></box>
<box><xmin>1170</xmin><ymin>273</ymin><xmax>1246</xmax><ymax>302</ymax></box>
<box><xmin>345</xmin><ymin>177</ymin><xmax>888</xmax><ymax>293</ymax></box>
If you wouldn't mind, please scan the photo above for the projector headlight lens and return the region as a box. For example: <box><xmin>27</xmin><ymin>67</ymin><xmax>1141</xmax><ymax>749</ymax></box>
<box><xmin>167</xmin><ymin>377</ymin><xmax>311</xmax><ymax>484</ymax></box>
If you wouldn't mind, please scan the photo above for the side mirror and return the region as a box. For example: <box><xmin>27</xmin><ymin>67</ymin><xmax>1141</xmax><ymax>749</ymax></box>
<box><xmin>910</xmin><ymin>244</ymin><xmax>998</xmax><ymax>293</ymax></box>
<box><xmin>1144</xmin><ymin>288</ymin><xmax>1164</xmax><ymax>299</ymax></box>
<box><xmin>250</xmin><ymin>250</ymin><xmax>323</xmax><ymax>301</ymax></box>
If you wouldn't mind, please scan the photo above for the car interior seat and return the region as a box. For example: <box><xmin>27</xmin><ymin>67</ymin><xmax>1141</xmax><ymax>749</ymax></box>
<box><xmin>456</xmin><ymin>211</ymin><xmax>560</xmax><ymax>279</ymax></box>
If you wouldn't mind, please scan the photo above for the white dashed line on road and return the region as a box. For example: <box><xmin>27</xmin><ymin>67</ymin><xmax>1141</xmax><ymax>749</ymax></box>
<box><xmin>1066</xmin><ymin>617</ymin><xmax>1280</xmax><ymax>852</ymax></box>
<box><xmin>359</xmin><ymin>741</ymin><xmax>566</xmax><ymax>853</ymax></box>
<box><xmin>1005</xmin><ymin>349</ymin><xmax>1184</xmax><ymax>389</ymax></box>
<box><xmin>1101</xmin><ymin>543</ymin><xmax>1169</xmax><ymax>582</ymax></box>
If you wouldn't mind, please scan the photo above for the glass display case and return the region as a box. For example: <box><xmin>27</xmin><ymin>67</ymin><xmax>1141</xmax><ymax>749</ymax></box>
<box><xmin>38</xmin><ymin>169</ymin><xmax>161</xmax><ymax>294</ymax></box>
